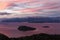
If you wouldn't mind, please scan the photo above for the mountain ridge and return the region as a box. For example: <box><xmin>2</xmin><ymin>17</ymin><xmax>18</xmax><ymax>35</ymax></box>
<box><xmin>1</xmin><ymin>17</ymin><xmax>60</xmax><ymax>23</ymax></box>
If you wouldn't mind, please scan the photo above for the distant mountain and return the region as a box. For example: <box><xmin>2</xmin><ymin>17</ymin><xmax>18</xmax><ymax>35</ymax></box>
<box><xmin>27</xmin><ymin>17</ymin><xmax>60</xmax><ymax>23</ymax></box>
<box><xmin>1</xmin><ymin>17</ymin><xmax>60</xmax><ymax>23</ymax></box>
<box><xmin>1</xmin><ymin>18</ymin><xmax>27</xmax><ymax>22</ymax></box>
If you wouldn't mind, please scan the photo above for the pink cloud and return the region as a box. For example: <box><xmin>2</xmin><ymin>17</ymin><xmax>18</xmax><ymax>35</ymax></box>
<box><xmin>0</xmin><ymin>0</ymin><xmax>60</xmax><ymax>18</ymax></box>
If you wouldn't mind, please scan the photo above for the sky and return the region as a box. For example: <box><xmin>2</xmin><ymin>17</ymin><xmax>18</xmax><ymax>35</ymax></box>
<box><xmin>0</xmin><ymin>0</ymin><xmax>60</xmax><ymax>19</ymax></box>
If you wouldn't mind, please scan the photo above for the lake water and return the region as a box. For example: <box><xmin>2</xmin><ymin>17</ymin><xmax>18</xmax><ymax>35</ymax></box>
<box><xmin>0</xmin><ymin>22</ymin><xmax>60</xmax><ymax>38</ymax></box>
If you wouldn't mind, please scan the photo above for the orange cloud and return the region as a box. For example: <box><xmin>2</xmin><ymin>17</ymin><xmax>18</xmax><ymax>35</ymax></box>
<box><xmin>0</xmin><ymin>2</ymin><xmax>11</xmax><ymax>10</ymax></box>
<box><xmin>0</xmin><ymin>0</ymin><xmax>35</xmax><ymax>10</ymax></box>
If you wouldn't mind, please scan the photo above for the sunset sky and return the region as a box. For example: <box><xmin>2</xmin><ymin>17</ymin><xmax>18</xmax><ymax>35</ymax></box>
<box><xmin>0</xmin><ymin>0</ymin><xmax>60</xmax><ymax>18</ymax></box>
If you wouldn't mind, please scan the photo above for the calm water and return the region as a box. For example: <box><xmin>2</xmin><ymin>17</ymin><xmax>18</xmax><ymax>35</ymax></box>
<box><xmin>0</xmin><ymin>22</ymin><xmax>60</xmax><ymax>38</ymax></box>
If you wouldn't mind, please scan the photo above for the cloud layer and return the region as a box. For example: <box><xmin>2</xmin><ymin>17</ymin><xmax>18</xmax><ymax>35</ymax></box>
<box><xmin>0</xmin><ymin>0</ymin><xmax>60</xmax><ymax>18</ymax></box>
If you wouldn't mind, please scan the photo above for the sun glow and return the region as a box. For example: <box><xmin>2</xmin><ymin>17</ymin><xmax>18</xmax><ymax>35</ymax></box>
<box><xmin>0</xmin><ymin>2</ymin><xmax>10</xmax><ymax>10</ymax></box>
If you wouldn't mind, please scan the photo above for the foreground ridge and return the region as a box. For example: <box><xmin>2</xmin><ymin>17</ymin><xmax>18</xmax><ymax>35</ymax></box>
<box><xmin>0</xmin><ymin>33</ymin><xmax>60</xmax><ymax>40</ymax></box>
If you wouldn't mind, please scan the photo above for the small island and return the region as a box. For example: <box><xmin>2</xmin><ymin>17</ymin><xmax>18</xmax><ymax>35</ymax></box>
<box><xmin>18</xmin><ymin>26</ymin><xmax>36</xmax><ymax>31</ymax></box>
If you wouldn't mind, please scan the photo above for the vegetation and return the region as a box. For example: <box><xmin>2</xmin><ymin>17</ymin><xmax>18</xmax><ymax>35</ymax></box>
<box><xmin>18</xmin><ymin>26</ymin><xmax>36</xmax><ymax>31</ymax></box>
<box><xmin>0</xmin><ymin>33</ymin><xmax>60</xmax><ymax>40</ymax></box>
<box><xmin>0</xmin><ymin>33</ymin><xmax>9</xmax><ymax>40</ymax></box>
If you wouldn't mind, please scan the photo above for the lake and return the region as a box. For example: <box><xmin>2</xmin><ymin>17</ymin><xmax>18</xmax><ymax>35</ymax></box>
<box><xmin>0</xmin><ymin>22</ymin><xmax>60</xmax><ymax>38</ymax></box>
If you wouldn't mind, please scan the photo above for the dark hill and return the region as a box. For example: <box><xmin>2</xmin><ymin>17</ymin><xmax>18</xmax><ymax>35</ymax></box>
<box><xmin>10</xmin><ymin>33</ymin><xmax>60</xmax><ymax>40</ymax></box>
<box><xmin>0</xmin><ymin>33</ymin><xmax>60</xmax><ymax>40</ymax></box>
<box><xmin>0</xmin><ymin>33</ymin><xmax>9</xmax><ymax>40</ymax></box>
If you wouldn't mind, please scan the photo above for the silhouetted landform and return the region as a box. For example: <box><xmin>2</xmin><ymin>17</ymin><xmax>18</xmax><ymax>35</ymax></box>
<box><xmin>18</xmin><ymin>26</ymin><xmax>36</xmax><ymax>31</ymax></box>
<box><xmin>10</xmin><ymin>33</ymin><xmax>60</xmax><ymax>40</ymax></box>
<box><xmin>0</xmin><ymin>33</ymin><xmax>9</xmax><ymax>40</ymax></box>
<box><xmin>0</xmin><ymin>33</ymin><xmax>60</xmax><ymax>40</ymax></box>
<box><xmin>2</xmin><ymin>17</ymin><xmax>60</xmax><ymax>23</ymax></box>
